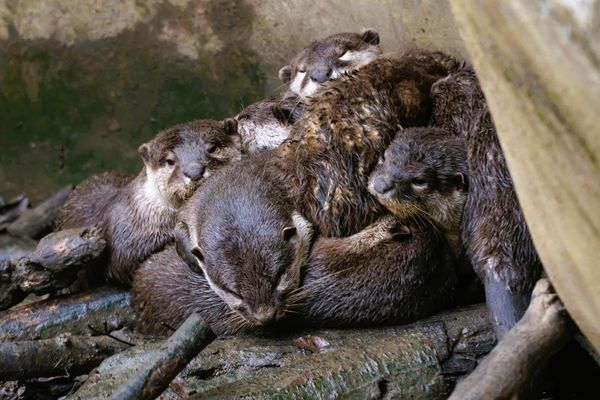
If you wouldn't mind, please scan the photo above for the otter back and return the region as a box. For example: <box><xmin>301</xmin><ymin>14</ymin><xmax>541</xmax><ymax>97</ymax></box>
<box><xmin>273</xmin><ymin>50</ymin><xmax>457</xmax><ymax>237</ymax></box>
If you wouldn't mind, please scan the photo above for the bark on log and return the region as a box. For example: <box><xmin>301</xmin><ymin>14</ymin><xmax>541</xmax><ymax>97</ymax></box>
<box><xmin>0</xmin><ymin>234</ymin><xmax>37</xmax><ymax>261</ymax></box>
<box><xmin>110</xmin><ymin>313</ymin><xmax>216</xmax><ymax>400</ymax></box>
<box><xmin>7</xmin><ymin>185</ymin><xmax>72</xmax><ymax>239</ymax></box>
<box><xmin>0</xmin><ymin>333</ymin><xmax>133</xmax><ymax>381</ymax></box>
<box><xmin>0</xmin><ymin>194</ymin><xmax>29</xmax><ymax>232</ymax></box>
<box><xmin>0</xmin><ymin>227</ymin><xmax>106</xmax><ymax>310</ymax></box>
<box><xmin>70</xmin><ymin>305</ymin><xmax>494</xmax><ymax>400</ymax></box>
<box><xmin>450</xmin><ymin>0</ymin><xmax>600</xmax><ymax>352</ymax></box>
<box><xmin>0</xmin><ymin>287</ymin><xmax>135</xmax><ymax>341</ymax></box>
<box><xmin>449</xmin><ymin>279</ymin><xmax>573</xmax><ymax>400</ymax></box>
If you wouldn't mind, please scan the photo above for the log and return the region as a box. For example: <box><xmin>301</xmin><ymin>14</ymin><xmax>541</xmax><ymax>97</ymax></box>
<box><xmin>0</xmin><ymin>234</ymin><xmax>37</xmax><ymax>261</ymax></box>
<box><xmin>110</xmin><ymin>313</ymin><xmax>216</xmax><ymax>400</ymax></box>
<box><xmin>449</xmin><ymin>279</ymin><xmax>573</xmax><ymax>399</ymax></box>
<box><xmin>450</xmin><ymin>0</ymin><xmax>600</xmax><ymax>351</ymax></box>
<box><xmin>0</xmin><ymin>287</ymin><xmax>135</xmax><ymax>341</ymax></box>
<box><xmin>70</xmin><ymin>305</ymin><xmax>494</xmax><ymax>399</ymax></box>
<box><xmin>0</xmin><ymin>333</ymin><xmax>133</xmax><ymax>381</ymax></box>
<box><xmin>0</xmin><ymin>194</ymin><xmax>29</xmax><ymax>232</ymax></box>
<box><xmin>7</xmin><ymin>185</ymin><xmax>72</xmax><ymax>239</ymax></box>
<box><xmin>0</xmin><ymin>227</ymin><xmax>106</xmax><ymax>310</ymax></box>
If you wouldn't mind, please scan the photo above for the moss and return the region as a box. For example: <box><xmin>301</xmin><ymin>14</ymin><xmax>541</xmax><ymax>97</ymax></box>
<box><xmin>0</xmin><ymin>3</ymin><xmax>265</xmax><ymax>202</ymax></box>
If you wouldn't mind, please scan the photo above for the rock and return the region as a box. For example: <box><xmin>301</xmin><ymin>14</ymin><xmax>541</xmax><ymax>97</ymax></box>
<box><xmin>0</xmin><ymin>234</ymin><xmax>37</xmax><ymax>261</ymax></box>
<box><xmin>0</xmin><ymin>194</ymin><xmax>29</xmax><ymax>232</ymax></box>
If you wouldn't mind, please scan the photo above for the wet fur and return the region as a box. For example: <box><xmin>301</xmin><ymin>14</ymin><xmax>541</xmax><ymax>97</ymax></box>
<box><xmin>235</xmin><ymin>91</ymin><xmax>304</xmax><ymax>154</ymax></box>
<box><xmin>273</xmin><ymin>50</ymin><xmax>459</xmax><ymax>237</ymax></box>
<box><xmin>368</xmin><ymin>127</ymin><xmax>468</xmax><ymax>255</ymax></box>
<box><xmin>56</xmin><ymin>119</ymin><xmax>241</xmax><ymax>286</ymax></box>
<box><xmin>430</xmin><ymin>64</ymin><xmax>542</xmax><ymax>338</ymax></box>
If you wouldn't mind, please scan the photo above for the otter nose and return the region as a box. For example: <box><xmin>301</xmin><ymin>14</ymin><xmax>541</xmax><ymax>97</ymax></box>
<box><xmin>310</xmin><ymin>67</ymin><xmax>332</xmax><ymax>83</ymax></box>
<box><xmin>372</xmin><ymin>175</ymin><xmax>394</xmax><ymax>194</ymax></box>
<box><xmin>253</xmin><ymin>308</ymin><xmax>276</xmax><ymax>325</ymax></box>
<box><xmin>183</xmin><ymin>166</ymin><xmax>206</xmax><ymax>182</ymax></box>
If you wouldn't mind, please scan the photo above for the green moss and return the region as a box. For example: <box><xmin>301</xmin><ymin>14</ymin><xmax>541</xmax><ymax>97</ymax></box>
<box><xmin>0</xmin><ymin>8</ymin><xmax>266</xmax><ymax>202</ymax></box>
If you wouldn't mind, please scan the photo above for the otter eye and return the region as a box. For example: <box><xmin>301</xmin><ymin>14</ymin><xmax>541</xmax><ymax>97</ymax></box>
<box><xmin>339</xmin><ymin>50</ymin><xmax>348</xmax><ymax>58</ymax></box>
<box><xmin>161</xmin><ymin>158</ymin><xmax>175</xmax><ymax>166</ymax></box>
<box><xmin>411</xmin><ymin>178</ymin><xmax>428</xmax><ymax>189</ymax></box>
<box><xmin>207</xmin><ymin>145</ymin><xmax>217</xmax><ymax>153</ymax></box>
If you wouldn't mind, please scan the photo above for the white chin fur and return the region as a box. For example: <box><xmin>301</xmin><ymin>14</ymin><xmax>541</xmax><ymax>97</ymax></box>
<box><xmin>299</xmin><ymin>80</ymin><xmax>319</xmax><ymax>98</ymax></box>
<box><xmin>289</xmin><ymin>71</ymin><xmax>306</xmax><ymax>94</ymax></box>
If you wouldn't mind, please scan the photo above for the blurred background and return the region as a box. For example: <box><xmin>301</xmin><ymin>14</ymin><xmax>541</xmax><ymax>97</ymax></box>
<box><xmin>0</xmin><ymin>0</ymin><xmax>468</xmax><ymax>203</ymax></box>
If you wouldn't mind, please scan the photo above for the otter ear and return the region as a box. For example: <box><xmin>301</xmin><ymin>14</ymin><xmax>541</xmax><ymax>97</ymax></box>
<box><xmin>279</xmin><ymin>65</ymin><xmax>292</xmax><ymax>84</ymax></box>
<box><xmin>281</xmin><ymin>226</ymin><xmax>297</xmax><ymax>242</ymax></box>
<box><xmin>138</xmin><ymin>143</ymin><xmax>151</xmax><ymax>165</ymax></box>
<box><xmin>391</xmin><ymin>224</ymin><xmax>412</xmax><ymax>241</ymax></box>
<box><xmin>454</xmin><ymin>172</ymin><xmax>468</xmax><ymax>190</ymax></box>
<box><xmin>223</xmin><ymin>118</ymin><xmax>238</xmax><ymax>135</ymax></box>
<box><xmin>361</xmin><ymin>28</ymin><xmax>380</xmax><ymax>45</ymax></box>
<box><xmin>191</xmin><ymin>246</ymin><xmax>204</xmax><ymax>263</ymax></box>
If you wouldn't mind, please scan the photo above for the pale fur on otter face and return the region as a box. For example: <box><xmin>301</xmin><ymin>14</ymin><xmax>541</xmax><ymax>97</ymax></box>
<box><xmin>139</xmin><ymin>118</ymin><xmax>240</xmax><ymax>208</ymax></box>
<box><xmin>278</xmin><ymin>29</ymin><xmax>381</xmax><ymax>99</ymax></box>
<box><xmin>368</xmin><ymin>127</ymin><xmax>468</xmax><ymax>254</ymax></box>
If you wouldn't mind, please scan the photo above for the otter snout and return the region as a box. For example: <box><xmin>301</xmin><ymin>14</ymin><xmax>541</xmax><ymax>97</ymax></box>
<box><xmin>183</xmin><ymin>165</ymin><xmax>206</xmax><ymax>182</ymax></box>
<box><xmin>251</xmin><ymin>306</ymin><xmax>277</xmax><ymax>325</ymax></box>
<box><xmin>371</xmin><ymin>174</ymin><xmax>394</xmax><ymax>195</ymax></box>
<box><xmin>310</xmin><ymin>67</ymin><xmax>332</xmax><ymax>83</ymax></box>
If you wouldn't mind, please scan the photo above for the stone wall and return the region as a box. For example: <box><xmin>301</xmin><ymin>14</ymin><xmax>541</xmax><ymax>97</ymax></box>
<box><xmin>0</xmin><ymin>0</ymin><xmax>466</xmax><ymax>202</ymax></box>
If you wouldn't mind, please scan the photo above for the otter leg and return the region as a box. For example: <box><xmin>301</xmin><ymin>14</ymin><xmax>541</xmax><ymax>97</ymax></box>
<box><xmin>484</xmin><ymin>273</ymin><xmax>531</xmax><ymax>340</ymax></box>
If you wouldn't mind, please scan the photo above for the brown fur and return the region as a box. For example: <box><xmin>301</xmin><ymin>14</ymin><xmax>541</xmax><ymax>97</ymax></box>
<box><xmin>368</xmin><ymin>127</ymin><xmax>468</xmax><ymax>255</ymax></box>
<box><xmin>272</xmin><ymin>50</ymin><xmax>459</xmax><ymax>237</ymax></box>
<box><xmin>56</xmin><ymin>118</ymin><xmax>240</xmax><ymax>286</ymax></box>
<box><xmin>279</xmin><ymin>29</ymin><xmax>381</xmax><ymax>99</ymax></box>
<box><xmin>235</xmin><ymin>91</ymin><xmax>304</xmax><ymax>154</ymax></box>
<box><xmin>132</xmin><ymin>215</ymin><xmax>456</xmax><ymax>334</ymax></box>
<box><xmin>429</xmin><ymin>63</ymin><xmax>542</xmax><ymax>338</ymax></box>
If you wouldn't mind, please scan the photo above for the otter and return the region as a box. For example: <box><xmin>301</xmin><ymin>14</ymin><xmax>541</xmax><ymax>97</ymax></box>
<box><xmin>272</xmin><ymin>49</ymin><xmax>459</xmax><ymax>238</ymax></box>
<box><xmin>173</xmin><ymin>153</ymin><xmax>314</xmax><ymax>329</ymax></box>
<box><xmin>235</xmin><ymin>91</ymin><xmax>304</xmax><ymax>154</ymax></box>
<box><xmin>429</xmin><ymin>64</ymin><xmax>542</xmax><ymax>339</ymax></box>
<box><xmin>132</xmin><ymin>215</ymin><xmax>456</xmax><ymax>334</ymax></box>
<box><xmin>278</xmin><ymin>29</ymin><xmax>382</xmax><ymax>99</ymax></box>
<box><xmin>56</xmin><ymin>118</ymin><xmax>240</xmax><ymax>285</ymax></box>
<box><xmin>368</xmin><ymin>127</ymin><xmax>468</xmax><ymax>256</ymax></box>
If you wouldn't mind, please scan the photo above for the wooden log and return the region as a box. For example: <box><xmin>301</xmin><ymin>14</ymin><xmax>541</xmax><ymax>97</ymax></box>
<box><xmin>0</xmin><ymin>333</ymin><xmax>133</xmax><ymax>381</ymax></box>
<box><xmin>0</xmin><ymin>194</ymin><xmax>29</xmax><ymax>232</ymax></box>
<box><xmin>70</xmin><ymin>305</ymin><xmax>494</xmax><ymax>399</ymax></box>
<box><xmin>0</xmin><ymin>234</ymin><xmax>37</xmax><ymax>261</ymax></box>
<box><xmin>449</xmin><ymin>279</ymin><xmax>573</xmax><ymax>399</ymax></box>
<box><xmin>110</xmin><ymin>313</ymin><xmax>216</xmax><ymax>400</ymax></box>
<box><xmin>0</xmin><ymin>227</ymin><xmax>106</xmax><ymax>310</ymax></box>
<box><xmin>7</xmin><ymin>185</ymin><xmax>72</xmax><ymax>239</ymax></box>
<box><xmin>450</xmin><ymin>0</ymin><xmax>600</xmax><ymax>351</ymax></box>
<box><xmin>0</xmin><ymin>287</ymin><xmax>135</xmax><ymax>341</ymax></box>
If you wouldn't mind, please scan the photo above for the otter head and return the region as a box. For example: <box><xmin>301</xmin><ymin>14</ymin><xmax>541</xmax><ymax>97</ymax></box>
<box><xmin>235</xmin><ymin>92</ymin><xmax>303</xmax><ymax>154</ymax></box>
<box><xmin>368</xmin><ymin>127</ymin><xmax>468</xmax><ymax>233</ymax></box>
<box><xmin>138</xmin><ymin>118</ymin><xmax>239</xmax><ymax>208</ymax></box>
<box><xmin>178</xmin><ymin>209</ymin><xmax>314</xmax><ymax>330</ymax></box>
<box><xmin>278</xmin><ymin>29</ymin><xmax>381</xmax><ymax>99</ymax></box>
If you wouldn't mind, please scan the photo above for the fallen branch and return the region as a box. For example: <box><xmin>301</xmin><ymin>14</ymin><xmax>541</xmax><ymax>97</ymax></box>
<box><xmin>0</xmin><ymin>287</ymin><xmax>134</xmax><ymax>341</ymax></box>
<box><xmin>7</xmin><ymin>185</ymin><xmax>72</xmax><ymax>239</ymax></box>
<box><xmin>449</xmin><ymin>278</ymin><xmax>574</xmax><ymax>399</ymax></box>
<box><xmin>0</xmin><ymin>194</ymin><xmax>29</xmax><ymax>232</ymax></box>
<box><xmin>0</xmin><ymin>333</ymin><xmax>133</xmax><ymax>381</ymax></box>
<box><xmin>110</xmin><ymin>313</ymin><xmax>216</xmax><ymax>400</ymax></box>
<box><xmin>0</xmin><ymin>227</ymin><xmax>105</xmax><ymax>310</ymax></box>
<box><xmin>0</xmin><ymin>233</ymin><xmax>37</xmax><ymax>261</ymax></box>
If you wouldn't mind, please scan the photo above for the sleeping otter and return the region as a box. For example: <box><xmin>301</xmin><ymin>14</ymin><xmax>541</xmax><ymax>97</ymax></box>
<box><xmin>279</xmin><ymin>29</ymin><xmax>382</xmax><ymax>99</ymax></box>
<box><xmin>56</xmin><ymin>118</ymin><xmax>241</xmax><ymax>285</ymax></box>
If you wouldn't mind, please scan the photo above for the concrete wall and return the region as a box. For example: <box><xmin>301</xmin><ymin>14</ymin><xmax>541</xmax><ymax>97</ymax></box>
<box><xmin>0</xmin><ymin>0</ymin><xmax>466</xmax><ymax>202</ymax></box>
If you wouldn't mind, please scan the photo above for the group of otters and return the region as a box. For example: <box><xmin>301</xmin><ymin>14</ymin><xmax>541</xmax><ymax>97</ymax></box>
<box><xmin>55</xmin><ymin>30</ymin><xmax>542</xmax><ymax>341</ymax></box>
